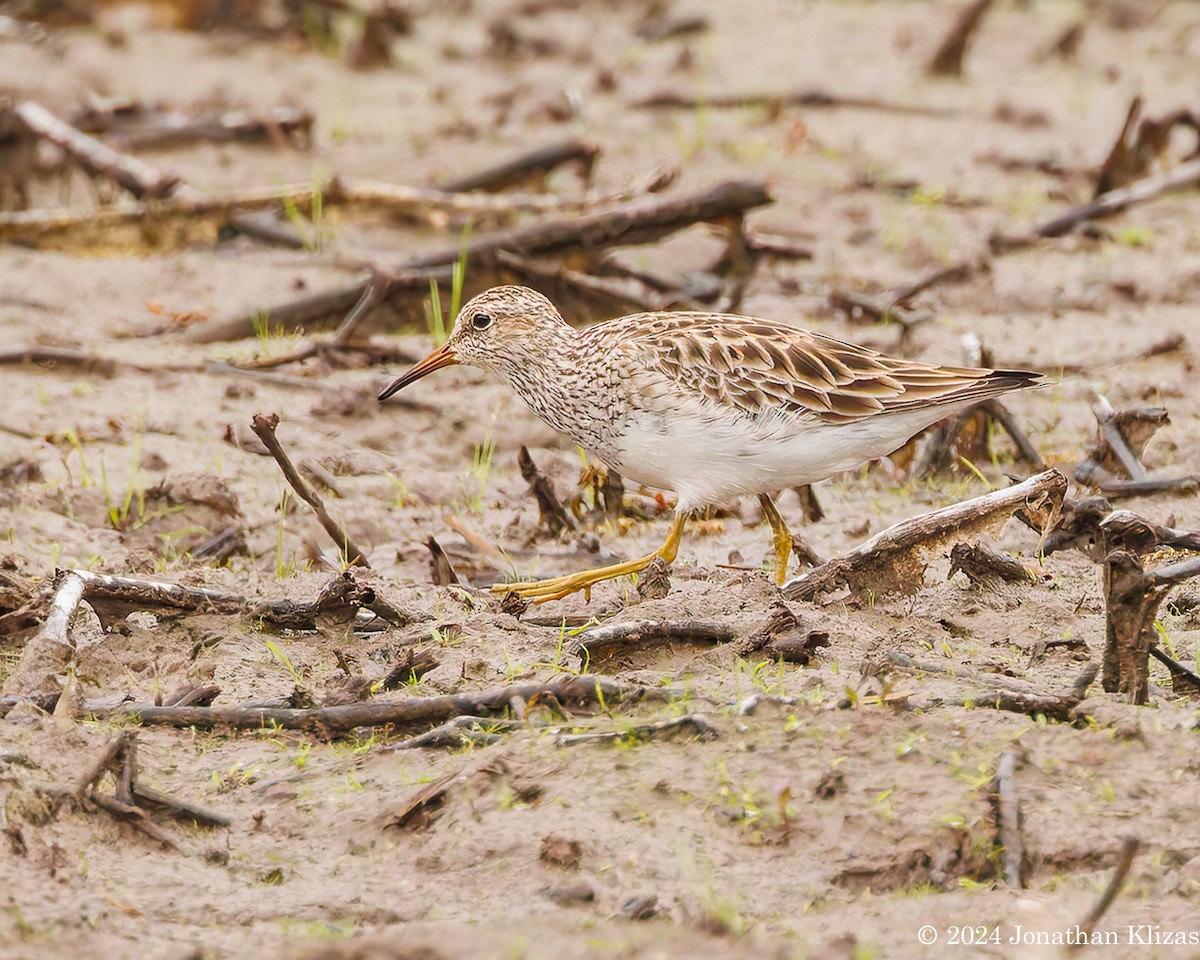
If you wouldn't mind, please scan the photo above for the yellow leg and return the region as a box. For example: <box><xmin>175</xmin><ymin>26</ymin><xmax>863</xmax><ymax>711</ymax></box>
<box><xmin>493</xmin><ymin>513</ymin><xmax>686</xmax><ymax>604</ymax></box>
<box><xmin>758</xmin><ymin>494</ymin><xmax>793</xmax><ymax>586</ymax></box>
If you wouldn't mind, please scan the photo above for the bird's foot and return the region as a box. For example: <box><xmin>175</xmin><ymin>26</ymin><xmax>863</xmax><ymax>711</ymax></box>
<box><xmin>492</xmin><ymin>553</ymin><xmax>664</xmax><ymax>604</ymax></box>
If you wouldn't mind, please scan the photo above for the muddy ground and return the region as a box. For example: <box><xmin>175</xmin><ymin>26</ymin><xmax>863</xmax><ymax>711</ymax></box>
<box><xmin>4</xmin><ymin>1</ymin><xmax>1200</xmax><ymax>957</ymax></box>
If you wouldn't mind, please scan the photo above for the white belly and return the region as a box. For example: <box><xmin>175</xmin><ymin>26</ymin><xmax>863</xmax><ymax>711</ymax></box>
<box><xmin>609</xmin><ymin>401</ymin><xmax>967</xmax><ymax>510</ymax></box>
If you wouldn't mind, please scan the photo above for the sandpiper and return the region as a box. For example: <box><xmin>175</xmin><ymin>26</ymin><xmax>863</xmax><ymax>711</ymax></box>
<box><xmin>379</xmin><ymin>285</ymin><xmax>1042</xmax><ymax>602</ymax></box>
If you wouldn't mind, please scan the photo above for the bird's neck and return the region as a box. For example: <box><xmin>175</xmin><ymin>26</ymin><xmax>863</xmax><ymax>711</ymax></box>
<box><xmin>497</xmin><ymin>323</ymin><xmax>608</xmax><ymax>438</ymax></box>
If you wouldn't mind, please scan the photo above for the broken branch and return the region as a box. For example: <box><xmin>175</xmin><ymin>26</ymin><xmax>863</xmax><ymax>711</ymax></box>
<box><xmin>118</xmin><ymin>674</ymin><xmax>670</xmax><ymax>734</ymax></box>
<box><xmin>250</xmin><ymin>413</ymin><xmax>370</xmax><ymax>568</ymax></box>
<box><xmin>782</xmin><ymin>469</ymin><xmax>1067</xmax><ymax>602</ymax></box>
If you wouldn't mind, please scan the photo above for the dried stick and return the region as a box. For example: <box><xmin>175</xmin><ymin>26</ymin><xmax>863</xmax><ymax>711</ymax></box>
<box><xmin>425</xmin><ymin>537</ymin><xmax>460</xmax><ymax>587</ymax></box>
<box><xmin>39</xmin><ymin>570</ymin><xmax>85</xmax><ymax>647</ymax></box>
<box><xmin>1103</xmin><ymin>552</ymin><xmax>1200</xmax><ymax>702</ymax></box>
<box><xmin>926</xmin><ymin>0</ymin><xmax>996</xmax><ymax>77</ymax></box>
<box><xmin>782</xmin><ymin>469</ymin><xmax>1067</xmax><ymax>602</ymax></box>
<box><xmin>440</xmin><ymin>138</ymin><xmax>598</xmax><ymax>193</ymax></box>
<box><xmin>88</xmin><ymin>791</ymin><xmax>182</xmax><ymax>852</ymax></box>
<box><xmin>77</xmin><ymin>568</ymin><xmax>374</xmax><ymax>626</ymax></box>
<box><xmin>130</xmin><ymin>783</ymin><xmax>231</xmax><ymax>828</ymax></box>
<box><xmin>901</xmin><ymin>156</ymin><xmax>1200</xmax><ymax>302</ymax></box>
<box><xmin>948</xmin><ymin>542</ymin><xmax>1038</xmax><ymax>587</ymax></box>
<box><xmin>518</xmin><ymin>446</ymin><xmax>577</xmax><ymax>537</ymax></box>
<box><xmin>397</xmin><ymin>179</ymin><xmax>772</xmax><ymax>271</ymax></box>
<box><xmin>250</xmin><ymin>413</ymin><xmax>370</xmax><ymax>568</ymax></box>
<box><xmin>389</xmin><ymin>716</ymin><xmax>518</xmax><ymax>750</ymax></box>
<box><xmin>991</xmin><ymin>748</ymin><xmax>1026</xmax><ymax>888</ymax></box>
<box><xmin>981</xmin><ymin>399</ymin><xmax>1044</xmax><ymax>468</ymax></box>
<box><xmin>959</xmin><ymin>662</ymin><xmax>1098</xmax><ymax>721</ymax></box>
<box><xmin>183</xmin><ymin>275</ymin><xmax>387</xmax><ymax>345</ymax></box>
<box><xmin>1067</xmin><ymin>837</ymin><xmax>1140</xmax><ymax>953</ymax></box>
<box><xmin>13</xmin><ymin>101</ymin><xmax>182</xmax><ymax>200</ymax></box>
<box><xmin>1028</xmin><ymin>155</ymin><xmax>1200</xmax><ymax>242</ymax></box>
<box><xmin>555</xmin><ymin>714</ymin><xmax>719</xmax><ymax>747</ymax></box>
<box><xmin>633</xmin><ymin>89</ymin><xmax>955</xmax><ymax>119</ymax></box>
<box><xmin>568</xmin><ymin>620</ymin><xmax>737</xmax><ymax>661</ymax></box>
<box><xmin>1148</xmin><ymin>647</ymin><xmax>1200</xmax><ymax>698</ymax></box>
<box><xmin>1</xmin><ymin>569</ymin><xmax>385</xmax><ymax>697</ymax></box>
<box><xmin>184</xmin><ymin>177</ymin><xmax>759</xmax><ymax>343</ymax></box>
<box><xmin>229</xmin><ymin>274</ymin><xmax>392</xmax><ymax>370</ymax></box>
<box><xmin>74</xmin><ymin>731</ymin><xmax>129</xmax><ymax>801</ymax></box>
<box><xmin>119</xmin><ymin>674</ymin><xmax>669</xmax><ymax>733</ymax></box>
<box><xmin>3</xmin><ymin>570</ymin><xmax>86</xmax><ymax>696</ymax></box>
<box><xmin>0</xmin><ymin>168</ymin><xmax>677</xmax><ymax>251</ymax></box>
<box><xmin>99</xmin><ymin>105</ymin><xmax>314</xmax><ymax>152</ymax></box>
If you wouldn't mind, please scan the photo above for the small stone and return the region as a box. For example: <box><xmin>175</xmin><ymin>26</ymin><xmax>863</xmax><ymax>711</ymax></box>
<box><xmin>540</xmin><ymin>833</ymin><xmax>583</xmax><ymax>869</ymax></box>
<box><xmin>540</xmin><ymin>882</ymin><xmax>595</xmax><ymax>906</ymax></box>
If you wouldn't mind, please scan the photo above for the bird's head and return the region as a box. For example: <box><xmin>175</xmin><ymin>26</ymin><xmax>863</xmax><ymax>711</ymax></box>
<box><xmin>378</xmin><ymin>285</ymin><xmax>566</xmax><ymax>400</ymax></box>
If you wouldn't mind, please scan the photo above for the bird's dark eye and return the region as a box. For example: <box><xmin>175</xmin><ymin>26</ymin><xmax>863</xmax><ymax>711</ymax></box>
<box><xmin>472</xmin><ymin>313</ymin><xmax>493</xmax><ymax>330</ymax></box>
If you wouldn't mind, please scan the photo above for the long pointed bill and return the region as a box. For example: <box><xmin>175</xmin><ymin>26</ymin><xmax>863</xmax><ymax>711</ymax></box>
<box><xmin>378</xmin><ymin>344</ymin><xmax>459</xmax><ymax>401</ymax></box>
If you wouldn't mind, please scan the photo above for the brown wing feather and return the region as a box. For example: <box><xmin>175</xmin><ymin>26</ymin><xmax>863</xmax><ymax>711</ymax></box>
<box><xmin>610</xmin><ymin>314</ymin><xmax>1042</xmax><ymax>424</ymax></box>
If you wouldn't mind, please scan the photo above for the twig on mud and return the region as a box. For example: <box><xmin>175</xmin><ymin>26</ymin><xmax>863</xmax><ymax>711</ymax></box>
<box><xmin>794</xmin><ymin>485</ymin><xmax>824</xmax><ymax>523</ymax></box>
<box><xmin>39</xmin><ymin>570</ymin><xmax>86</xmax><ymax>648</ymax></box>
<box><xmin>1147</xmin><ymin>647</ymin><xmax>1200</xmax><ymax>699</ymax></box>
<box><xmin>782</xmin><ymin>469</ymin><xmax>1068</xmax><ymax>603</ymax></box>
<box><xmin>161</xmin><ymin>683</ymin><xmax>222</xmax><ymax>708</ymax></box>
<box><xmin>568</xmin><ymin>619</ymin><xmax>736</xmax><ymax>662</ymax></box>
<box><xmin>184</xmin><ymin>176</ymin><xmax>759</xmax><ymax>343</ymax></box>
<box><xmin>1068</xmin><ymin>837</ymin><xmax>1141</xmax><ymax>953</ymax></box>
<box><xmin>68</xmin><ymin>730</ymin><xmax>222</xmax><ymax>849</ymax></box>
<box><xmin>948</xmin><ymin>542</ymin><xmax>1041</xmax><ymax>587</ymax></box>
<box><xmin>399</xmin><ymin>178</ymin><xmax>771</xmax><ymax>272</ymax></box>
<box><xmin>518</xmin><ymin>446</ymin><xmax>577</xmax><ymax>537</ymax></box>
<box><xmin>74</xmin><ymin>731</ymin><xmax>129</xmax><ymax>802</ymax></box>
<box><xmin>983</xmin><ymin>399</ymin><xmax>1045</xmax><ymax>469</ymax></box>
<box><xmin>12</xmin><ymin>100</ymin><xmax>183</xmax><ymax>199</ymax></box>
<box><xmin>1</xmin><ymin>569</ymin><xmax>389</xmax><ymax>697</ymax></box>
<box><xmin>250</xmin><ymin>412</ymin><xmax>370</xmax><ymax>568</ymax></box>
<box><xmin>953</xmin><ymin>662</ymin><xmax>1098</xmax><ymax>721</ymax></box>
<box><xmin>130</xmin><ymin>783</ymin><xmax>231</xmax><ymax>828</ymax></box>
<box><xmin>0</xmin><ymin>167</ymin><xmax>679</xmax><ymax>251</ymax></box>
<box><xmin>1094</xmin><ymin>98</ymin><xmax>1200</xmax><ymax>198</ymax></box>
<box><xmin>892</xmin><ymin>156</ymin><xmax>1200</xmax><ymax>308</ymax></box>
<box><xmin>926</xmin><ymin>0</ymin><xmax>995</xmax><ymax>77</ymax></box>
<box><xmin>83</xmin><ymin>103</ymin><xmax>315</xmax><ymax>153</ymax></box>
<box><xmin>384</xmin><ymin>754</ymin><xmax>506</xmax><ymax>830</ymax></box>
<box><xmin>731</xmin><ymin>601</ymin><xmax>830</xmax><ymax>665</ymax></box>
<box><xmin>1082</xmin><ymin>395</ymin><xmax>1155</xmax><ymax>483</ymax></box>
<box><xmin>425</xmin><ymin>536</ymin><xmax>461</xmax><ymax>587</ymax></box>
<box><xmin>1044</xmin><ymin>498</ymin><xmax>1200</xmax><ymax>559</ymax></box>
<box><xmin>632</xmin><ymin>88</ymin><xmax>956</xmax><ymax>119</ymax></box>
<box><xmin>186</xmin><ymin>275</ymin><xmax>390</xmax><ymax>345</ymax></box>
<box><xmin>1073</xmin><ymin>398</ymin><xmax>1199</xmax><ymax>496</ymax></box>
<box><xmin>997</xmin><ymin>155</ymin><xmax>1200</xmax><ymax>248</ymax></box>
<box><xmin>230</xmin><ymin>274</ymin><xmax>393</xmax><ymax>371</ymax></box>
<box><xmin>1095</xmin><ymin>476</ymin><xmax>1200</xmax><ymax>498</ymax></box>
<box><xmin>378</xmin><ymin>647</ymin><xmax>441</xmax><ymax>691</ymax></box>
<box><xmin>1101</xmin><ymin>552</ymin><xmax>1200</xmax><ymax>703</ymax></box>
<box><xmin>88</xmin><ymin>791</ymin><xmax>182</xmax><ymax>852</ymax></box>
<box><xmin>554</xmin><ymin>714</ymin><xmax>719</xmax><ymax>747</ymax></box>
<box><xmin>990</xmin><ymin>748</ymin><xmax>1026</xmax><ymax>888</ymax></box>
<box><xmin>3</xmin><ymin>570</ymin><xmax>86</xmax><ymax>697</ymax></box>
<box><xmin>389</xmin><ymin>716</ymin><xmax>520</xmax><ymax>750</ymax></box>
<box><xmin>117</xmin><ymin>674</ymin><xmax>673</xmax><ymax>734</ymax></box>
<box><xmin>439</xmin><ymin>138</ymin><xmax>598</xmax><ymax>193</ymax></box>
<box><xmin>827</xmin><ymin>290</ymin><xmax>926</xmax><ymax>337</ymax></box>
